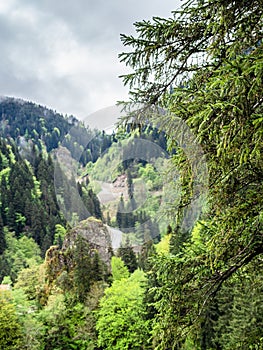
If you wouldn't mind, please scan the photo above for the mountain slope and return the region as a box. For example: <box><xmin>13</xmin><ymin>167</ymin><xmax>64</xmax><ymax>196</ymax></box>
<box><xmin>0</xmin><ymin>96</ymin><xmax>115</xmax><ymax>165</ymax></box>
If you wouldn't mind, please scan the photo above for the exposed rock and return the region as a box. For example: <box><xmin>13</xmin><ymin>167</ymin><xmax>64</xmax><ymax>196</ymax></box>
<box><xmin>44</xmin><ymin>217</ymin><xmax>114</xmax><ymax>288</ymax></box>
<box><xmin>62</xmin><ymin>217</ymin><xmax>113</xmax><ymax>267</ymax></box>
<box><xmin>53</xmin><ymin>145</ymin><xmax>79</xmax><ymax>178</ymax></box>
<box><xmin>107</xmin><ymin>226</ymin><xmax>123</xmax><ymax>250</ymax></box>
<box><xmin>113</xmin><ymin>174</ymin><xmax>127</xmax><ymax>188</ymax></box>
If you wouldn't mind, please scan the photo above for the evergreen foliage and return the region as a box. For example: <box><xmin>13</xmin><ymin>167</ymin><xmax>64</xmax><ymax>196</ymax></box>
<box><xmin>117</xmin><ymin>238</ymin><xmax>138</xmax><ymax>273</ymax></box>
<box><xmin>0</xmin><ymin>97</ymin><xmax>117</xmax><ymax>165</ymax></box>
<box><xmin>119</xmin><ymin>0</ymin><xmax>263</xmax><ymax>348</ymax></box>
<box><xmin>0</xmin><ymin>138</ymin><xmax>66</xmax><ymax>256</ymax></box>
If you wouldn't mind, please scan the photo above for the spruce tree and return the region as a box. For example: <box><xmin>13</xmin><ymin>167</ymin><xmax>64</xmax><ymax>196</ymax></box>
<box><xmin>119</xmin><ymin>0</ymin><xmax>263</xmax><ymax>347</ymax></box>
<box><xmin>116</xmin><ymin>194</ymin><xmax>125</xmax><ymax>229</ymax></box>
<box><xmin>91</xmin><ymin>251</ymin><xmax>105</xmax><ymax>281</ymax></box>
<box><xmin>117</xmin><ymin>238</ymin><xmax>137</xmax><ymax>273</ymax></box>
<box><xmin>73</xmin><ymin>235</ymin><xmax>92</xmax><ymax>302</ymax></box>
<box><xmin>0</xmin><ymin>215</ymin><xmax>6</xmax><ymax>254</ymax></box>
<box><xmin>127</xmin><ymin>169</ymin><xmax>134</xmax><ymax>200</ymax></box>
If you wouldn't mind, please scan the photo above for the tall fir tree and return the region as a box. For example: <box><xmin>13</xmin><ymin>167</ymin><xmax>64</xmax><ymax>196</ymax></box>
<box><xmin>117</xmin><ymin>238</ymin><xmax>138</xmax><ymax>273</ymax></box>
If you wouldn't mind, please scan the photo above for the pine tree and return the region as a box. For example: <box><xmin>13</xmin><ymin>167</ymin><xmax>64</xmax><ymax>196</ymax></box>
<box><xmin>127</xmin><ymin>169</ymin><xmax>134</xmax><ymax>200</ymax></box>
<box><xmin>0</xmin><ymin>176</ymin><xmax>8</xmax><ymax>225</ymax></box>
<box><xmin>73</xmin><ymin>235</ymin><xmax>92</xmax><ymax>302</ymax></box>
<box><xmin>117</xmin><ymin>238</ymin><xmax>137</xmax><ymax>273</ymax></box>
<box><xmin>91</xmin><ymin>250</ymin><xmax>105</xmax><ymax>281</ymax></box>
<box><xmin>138</xmin><ymin>240</ymin><xmax>155</xmax><ymax>271</ymax></box>
<box><xmin>116</xmin><ymin>194</ymin><xmax>125</xmax><ymax>229</ymax></box>
<box><xmin>90</xmin><ymin>189</ymin><xmax>102</xmax><ymax>219</ymax></box>
<box><xmin>106</xmin><ymin>211</ymin><xmax>111</xmax><ymax>225</ymax></box>
<box><xmin>0</xmin><ymin>215</ymin><xmax>6</xmax><ymax>254</ymax></box>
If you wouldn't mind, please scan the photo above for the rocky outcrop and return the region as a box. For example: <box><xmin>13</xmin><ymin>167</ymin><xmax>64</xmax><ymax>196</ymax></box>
<box><xmin>45</xmin><ymin>217</ymin><xmax>113</xmax><ymax>287</ymax></box>
<box><xmin>62</xmin><ymin>217</ymin><xmax>113</xmax><ymax>267</ymax></box>
<box><xmin>113</xmin><ymin>174</ymin><xmax>127</xmax><ymax>188</ymax></box>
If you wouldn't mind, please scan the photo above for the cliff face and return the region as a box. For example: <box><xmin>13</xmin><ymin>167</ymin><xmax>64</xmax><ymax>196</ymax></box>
<box><xmin>62</xmin><ymin>217</ymin><xmax>113</xmax><ymax>267</ymax></box>
<box><xmin>44</xmin><ymin>217</ymin><xmax>113</xmax><ymax>288</ymax></box>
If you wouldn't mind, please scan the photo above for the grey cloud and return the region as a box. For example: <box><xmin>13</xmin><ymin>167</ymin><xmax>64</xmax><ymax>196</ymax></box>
<box><xmin>0</xmin><ymin>0</ymin><xmax>182</xmax><ymax>122</ymax></box>
<box><xmin>18</xmin><ymin>0</ymin><xmax>179</xmax><ymax>44</ymax></box>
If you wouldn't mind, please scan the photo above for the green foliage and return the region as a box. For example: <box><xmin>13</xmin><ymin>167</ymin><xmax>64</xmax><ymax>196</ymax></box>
<box><xmin>11</xmin><ymin>287</ymin><xmax>44</xmax><ymax>350</ymax></box>
<box><xmin>90</xmin><ymin>138</ymin><xmax>129</xmax><ymax>182</ymax></box>
<box><xmin>71</xmin><ymin>237</ymin><xmax>107</xmax><ymax>302</ymax></box>
<box><xmin>138</xmin><ymin>163</ymin><xmax>162</xmax><ymax>191</ymax></box>
<box><xmin>53</xmin><ymin>224</ymin><xmax>67</xmax><ymax>247</ymax></box>
<box><xmin>90</xmin><ymin>127</ymin><xmax>167</xmax><ymax>183</ymax></box>
<box><xmin>2</xmin><ymin>275</ymin><xmax>12</xmax><ymax>285</ymax></box>
<box><xmin>0</xmin><ymin>138</ymin><xmax>66</xmax><ymax>256</ymax></box>
<box><xmin>55</xmin><ymin>163</ymin><xmax>102</xmax><ymax>225</ymax></box>
<box><xmin>111</xmin><ymin>256</ymin><xmax>130</xmax><ymax>281</ymax></box>
<box><xmin>116</xmin><ymin>194</ymin><xmax>125</xmax><ymax>229</ymax></box>
<box><xmin>96</xmin><ymin>269</ymin><xmax>150</xmax><ymax>349</ymax></box>
<box><xmin>0</xmin><ymin>215</ymin><xmax>6</xmax><ymax>254</ymax></box>
<box><xmin>44</xmin><ymin>232</ymin><xmax>108</xmax><ymax>306</ymax></box>
<box><xmin>117</xmin><ymin>238</ymin><xmax>138</xmax><ymax>273</ymax></box>
<box><xmin>80</xmin><ymin>185</ymin><xmax>102</xmax><ymax>220</ymax></box>
<box><xmin>0</xmin><ymin>292</ymin><xmax>23</xmax><ymax>349</ymax></box>
<box><xmin>0</xmin><ymin>98</ymin><xmax>71</xmax><ymax>152</ymax></box>
<box><xmin>214</xmin><ymin>259</ymin><xmax>263</xmax><ymax>350</ymax></box>
<box><xmin>0</xmin><ymin>1</ymin><xmax>261</xmax><ymax>348</ymax></box>
<box><xmin>10</xmin><ymin>249</ymin><xmax>107</xmax><ymax>349</ymax></box>
<box><xmin>1</xmin><ymin>230</ymin><xmax>42</xmax><ymax>283</ymax></box>
<box><xmin>14</xmin><ymin>264</ymin><xmax>45</xmax><ymax>302</ymax></box>
<box><xmin>155</xmin><ymin>233</ymin><xmax>171</xmax><ymax>255</ymax></box>
<box><xmin>115</xmin><ymin>192</ymin><xmax>161</xmax><ymax>244</ymax></box>
<box><xmin>37</xmin><ymin>294</ymin><xmax>92</xmax><ymax>350</ymax></box>
<box><xmin>119</xmin><ymin>0</ymin><xmax>263</xmax><ymax>348</ymax></box>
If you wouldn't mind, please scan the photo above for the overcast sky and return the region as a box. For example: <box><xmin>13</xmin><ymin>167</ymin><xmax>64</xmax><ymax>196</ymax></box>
<box><xmin>0</xmin><ymin>0</ymin><xmax>183</xmax><ymax>126</ymax></box>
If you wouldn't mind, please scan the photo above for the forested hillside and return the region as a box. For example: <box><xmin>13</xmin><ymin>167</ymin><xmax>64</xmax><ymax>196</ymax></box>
<box><xmin>0</xmin><ymin>97</ymin><xmax>114</xmax><ymax>164</ymax></box>
<box><xmin>0</xmin><ymin>0</ymin><xmax>262</xmax><ymax>349</ymax></box>
<box><xmin>0</xmin><ymin>137</ymin><xmax>65</xmax><ymax>260</ymax></box>
<box><xmin>0</xmin><ymin>96</ymin><xmax>169</xmax><ymax>349</ymax></box>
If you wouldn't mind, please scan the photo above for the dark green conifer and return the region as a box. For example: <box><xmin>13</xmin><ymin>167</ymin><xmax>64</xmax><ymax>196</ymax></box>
<box><xmin>117</xmin><ymin>237</ymin><xmax>138</xmax><ymax>273</ymax></box>
<box><xmin>0</xmin><ymin>215</ymin><xmax>6</xmax><ymax>254</ymax></box>
<box><xmin>73</xmin><ymin>235</ymin><xmax>92</xmax><ymax>302</ymax></box>
<box><xmin>116</xmin><ymin>194</ymin><xmax>125</xmax><ymax>229</ymax></box>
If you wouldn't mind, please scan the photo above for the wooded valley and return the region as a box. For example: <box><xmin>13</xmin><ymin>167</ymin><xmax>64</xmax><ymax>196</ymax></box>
<box><xmin>0</xmin><ymin>0</ymin><xmax>262</xmax><ymax>349</ymax></box>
